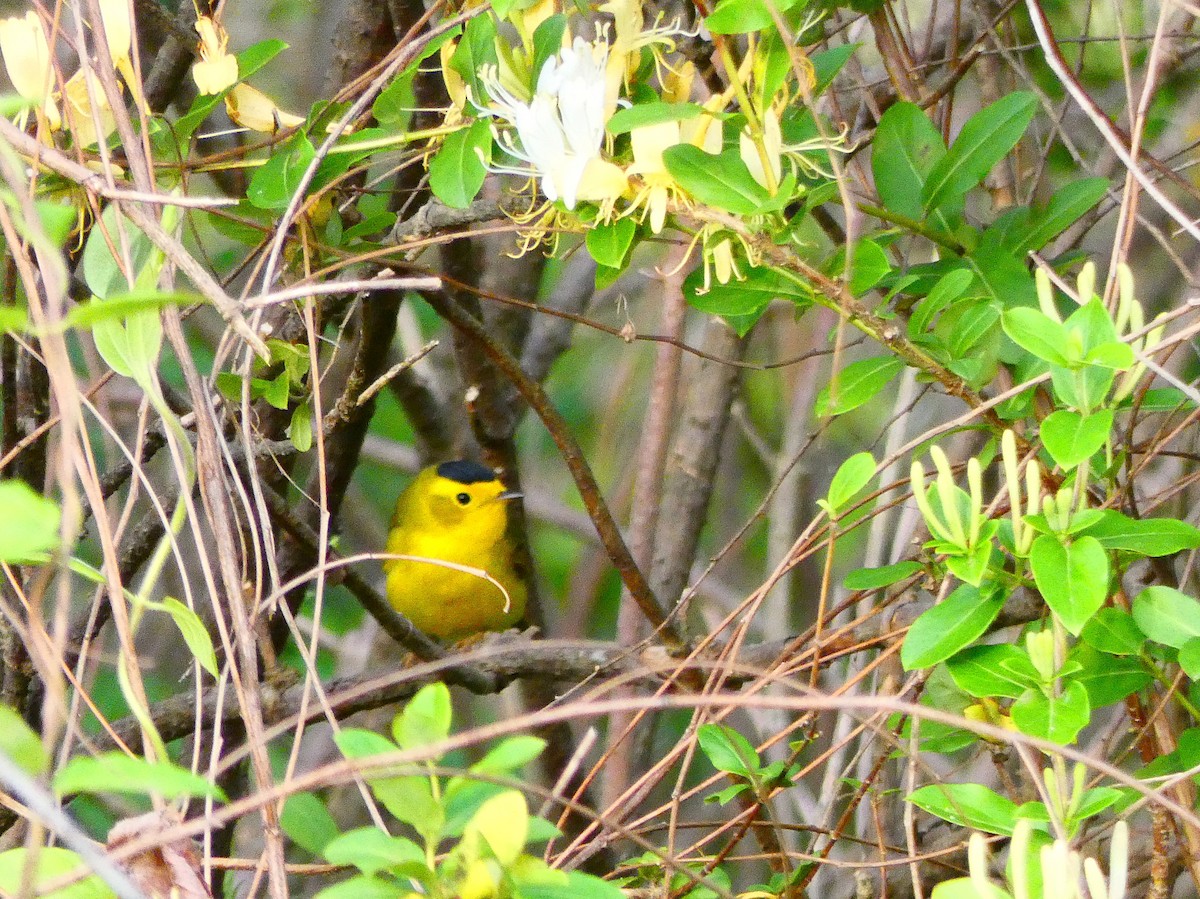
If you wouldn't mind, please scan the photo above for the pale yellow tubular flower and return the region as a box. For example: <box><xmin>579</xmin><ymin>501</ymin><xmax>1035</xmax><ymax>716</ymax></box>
<box><xmin>740</xmin><ymin>105</ymin><xmax>782</xmax><ymax>192</ymax></box>
<box><xmin>95</xmin><ymin>0</ymin><xmax>147</xmax><ymax>114</ymax></box>
<box><xmin>1076</xmin><ymin>259</ymin><xmax>1095</xmax><ymax>305</ymax></box>
<box><xmin>439</xmin><ymin>39</ymin><xmax>468</xmax><ymax>125</ymax></box>
<box><xmin>192</xmin><ymin>15</ymin><xmax>238</xmax><ymax>95</ymax></box>
<box><xmin>681</xmin><ymin>96</ymin><xmax>725</xmax><ymax>154</ymax></box>
<box><xmin>662</xmin><ymin>60</ymin><xmax>694</xmax><ymax>104</ymax></box>
<box><xmin>1035</xmin><ymin>267</ymin><xmax>1061</xmax><ymax>324</ymax></box>
<box><xmin>225</xmin><ymin>83</ymin><xmax>305</xmax><ymax>134</ymax></box>
<box><xmin>575</xmin><ymin>157</ymin><xmax>628</xmax><ymax>210</ymax></box>
<box><xmin>63</xmin><ymin>68</ymin><xmax>116</xmax><ymax>147</ymax></box>
<box><xmin>627</xmin><ymin>121</ymin><xmax>681</xmax><ymax>233</ymax></box>
<box><xmin>0</xmin><ymin>11</ymin><xmax>60</xmax><ymax>129</ymax></box>
<box><xmin>711</xmin><ymin>236</ymin><xmax>738</xmax><ymax>285</ymax></box>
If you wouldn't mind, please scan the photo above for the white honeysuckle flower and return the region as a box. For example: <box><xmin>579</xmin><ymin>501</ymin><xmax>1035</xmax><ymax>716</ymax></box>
<box><xmin>481</xmin><ymin>36</ymin><xmax>626</xmax><ymax>211</ymax></box>
<box><xmin>740</xmin><ymin>106</ymin><xmax>783</xmax><ymax>192</ymax></box>
<box><xmin>192</xmin><ymin>15</ymin><xmax>238</xmax><ymax>95</ymax></box>
<box><xmin>0</xmin><ymin>11</ymin><xmax>60</xmax><ymax>129</ymax></box>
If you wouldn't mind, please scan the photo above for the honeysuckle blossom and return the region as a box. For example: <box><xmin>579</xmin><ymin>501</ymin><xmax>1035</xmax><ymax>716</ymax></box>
<box><xmin>599</xmin><ymin>0</ymin><xmax>696</xmax><ymax>116</ymax></box>
<box><xmin>63</xmin><ymin>69</ymin><xmax>117</xmax><ymax>147</ymax></box>
<box><xmin>481</xmin><ymin>36</ymin><xmax>627</xmax><ymax>211</ymax></box>
<box><xmin>0</xmin><ymin>12</ymin><xmax>60</xmax><ymax>130</ymax></box>
<box><xmin>192</xmin><ymin>15</ymin><xmax>238</xmax><ymax>95</ymax></box>
<box><xmin>93</xmin><ymin>0</ymin><xmax>147</xmax><ymax>114</ymax></box>
<box><xmin>625</xmin><ymin>121</ymin><xmax>689</xmax><ymax>234</ymax></box>
<box><xmin>225</xmin><ymin>83</ymin><xmax>305</xmax><ymax>134</ymax></box>
<box><xmin>740</xmin><ymin>107</ymin><xmax>782</xmax><ymax>192</ymax></box>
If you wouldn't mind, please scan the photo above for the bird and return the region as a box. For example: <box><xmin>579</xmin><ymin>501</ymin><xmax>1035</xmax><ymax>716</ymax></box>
<box><xmin>383</xmin><ymin>459</ymin><xmax>528</xmax><ymax>640</ymax></box>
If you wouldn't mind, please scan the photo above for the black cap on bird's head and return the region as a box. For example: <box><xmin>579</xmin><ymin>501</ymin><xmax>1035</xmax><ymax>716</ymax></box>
<box><xmin>437</xmin><ymin>459</ymin><xmax>499</xmax><ymax>485</ymax></box>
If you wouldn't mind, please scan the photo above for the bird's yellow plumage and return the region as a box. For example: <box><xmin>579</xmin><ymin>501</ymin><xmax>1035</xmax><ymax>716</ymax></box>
<box><xmin>384</xmin><ymin>460</ymin><xmax>527</xmax><ymax>640</ymax></box>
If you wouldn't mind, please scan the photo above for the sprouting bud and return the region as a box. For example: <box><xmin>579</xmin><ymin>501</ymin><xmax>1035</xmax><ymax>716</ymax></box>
<box><xmin>1036</xmin><ymin>268</ymin><xmax>1062</xmax><ymax>324</ymax></box>
<box><xmin>1076</xmin><ymin>260</ymin><xmax>1095</xmax><ymax>306</ymax></box>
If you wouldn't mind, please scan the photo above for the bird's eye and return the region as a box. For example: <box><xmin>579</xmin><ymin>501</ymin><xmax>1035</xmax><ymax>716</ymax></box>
<box><xmin>455</xmin><ymin>492</ymin><xmax>471</xmax><ymax>506</ymax></box>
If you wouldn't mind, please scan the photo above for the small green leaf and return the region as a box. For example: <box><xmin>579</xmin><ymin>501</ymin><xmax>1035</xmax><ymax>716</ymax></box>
<box><xmin>1180</xmin><ymin>638</ymin><xmax>1200</xmax><ymax>679</ymax></box>
<box><xmin>908</xmin><ymin>268</ymin><xmax>974</xmax><ymax>338</ymax></box>
<box><xmin>697</xmin><ymin>723</ymin><xmax>759</xmax><ymax>778</ymax></box>
<box><xmin>848</xmin><ymin>239</ymin><xmax>891</xmax><ymax>295</ymax></box>
<box><xmin>282</xmin><ymin>792</ymin><xmax>341</xmax><ymax>855</ymax></box>
<box><xmin>1081</xmin><ymin>510</ymin><xmax>1200</xmax><ymax>556</ymax></box>
<box><xmin>1040</xmin><ymin>408</ymin><xmax>1112</xmax><ymax>469</ymax></box>
<box><xmin>288</xmin><ymin>401</ymin><xmax>313</xmax><ymax>453</ymax></box>
<box><xmin>464</xmin><ymin>790</ymin><xmax>527</xmax><ymax>866</ymax></box>
<box><xmin>470</xmin><ymin>735</ymin><xmax>546</xmax><ymax>775</ymax></box>
<box><xmin>1132</xmin><ymin>586</ymin><xmax>1200</xmax><ymax>649</ymax></box>
<box><xmin>66</xmin><ymin>290</ymin><xmax>198</xmax><ymax>330</ymax></box>
<box><xmin>335</xmin><ymin>728</ymin><xmax>396</xmax><ymax>759</ymax></box>
<box><xmin>1029</xmin><ymin>535</ymin><xmax>1108</xmax><ymax>635</ymax></box>
<box><xmin>0</xmin><ymin>705</ymin><xmax>47</xmax><ymax>776</ymax></box>
<box><xmin>585</xmin><ymin>218</ymin><xmax>636</xmax><ymax>269</ymax></box>
<box><xmin>373</xmin><ymin>775</ymin><xmax>443</xmax><ymax>842</ymax></box>
<box><xmin>323</xmin><ymin>827</ymin><xmax>426</xmax><ymax>878</ymax></box>
<box><xmin>1010</xmin><ymin>178</ymin><xmax>1108</xmax><ymax>255</ymax></box>
<box><xmin>907</xmin><ymin>783</ymin><xmax>1019</xmax><ymax>835</ymax></box>
<box><xmin>946</xmin><ymin>644</ymin><xmax>1040</xmax><ymax>699</ymax></box>
<box><xmin>1002</xmin><ymin>307</ymin><xmax>1070</xmax><ymax>366</ymax></box>
<box><xmin>0</xmin><ymin>480</ymin><xmax>60</xmax><ymax>563</ymax></box>
<box><xmin>871</xmin><ymin>102</ymin><xmax>945</xmax><ymax>222</ymax></box>
<box><xmin>704</xmin><ymin>0</ymin><xmax>803</xmax><ymax>33</ymax></box>
<box><xmin>93</xmin><ymin>310</ymin><xmax>163</xmax><ymax>385</ymax></box>
<box><xmin>843</xmin><ymin>561</ymin><xmax>922</xmax><ymax>590</ymax></box>
<box><xmin>663</xmin><ymin>144</ymin><xmax>770</xmax><ymax>215</ymax></box>
<box><xmin>238</xmin><ymin>39</ymin><xmax>290</xmax><ymax>80</ymax></box>
<box><xmin>393</xmin><ymin>682</ymin><xmax>452</xmax><ymax>751</ymax></box>
<box><xmin>922</xmin><ymin>92</ymin><xmax>1037</xmax><ymax>215</ymax></box>
<box><xmin>159</xmin><ymin>597</ymin><xmax>219</xmax><ymax>677</ymax></box>
<box><xmin>531</xmin><ymin>15</ymin><xmax>569</xmax><ymax>81</ymax></box>
<box><xmin>901</xmin><ymin>583</ymin><xmax>1005</xmax><ymax>670</ymax></box>
<box><xmin>1011</xmin><ymin>680</ymin><xmax>1090</xmax><ymax>744</ymax></box>
<box><xmin>429</xmin><ymin>120</ymin><xmax>492</xmax><ymax>209</ymax></box>
<box><xmin>822</xmin><ymin>452</ymin><xmax>876</xmax><ymax>516</ymax></box>
<box><xmin>606</xmin><ymin>101</ymin><xmax>705</xmax><ymax>135</ymax></box>
<box><xmin>815</xmin><ymin>356</ymin><xmax>905</xmax><ymax>417</ymax></box>
<box><xmin>248</xmin><ymin>133</ymin><xmax>317</xmax><ymax>211</ymax></box>
<box><xmin>0</xmin><ymin>847</ymin><xmax>116</xmax><ymax>899</ymax></box>
<box><xmin>55</xmin><ymin>753</ymin><xmax>226</xmax><ymax>801</ymax></box>
<box><xmin>82</xmin><ymin>206</ymin><xmax>154</xmax><ymax>300</ymax></box>
<box><xmin>449</xmin><ymin>15</ymin><xmax>499</xmax><ymax>114</ymax></box>
<box><xmin>1080</xmin><ymin>607</ymin><xmax>1145</xmax><ymax>655</ymax></box>
<box><xmin>314</xmin><ymin>874</ymin><xmax>404</xmax><ymax>899</ymax></box>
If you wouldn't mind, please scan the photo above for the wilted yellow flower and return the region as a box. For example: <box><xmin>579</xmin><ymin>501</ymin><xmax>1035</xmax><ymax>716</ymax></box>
<box><xmin>225</xmin><ymin>83</ymin><xmax>305</xmax><ymax>134</ymax></box>
<box><xmin>63</xmin><ymin>69</ymin><xmax>117</xmax><ymax>147</ymax></box>
<box><xmin>0</xmin><ymin>11</ymin><xmax>60</xmax><ymax>129</ymax></box>
<box><xmin>192</xmin><ymin>15</ymin><xmax>238</xmax><ymax>95</ymax></box>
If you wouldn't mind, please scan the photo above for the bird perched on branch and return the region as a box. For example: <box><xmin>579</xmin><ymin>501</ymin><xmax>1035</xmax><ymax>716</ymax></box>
<box><xmin>384</xmin><ymin>459</ymin><xmax>527</xmax><ymax>640</ymax></box>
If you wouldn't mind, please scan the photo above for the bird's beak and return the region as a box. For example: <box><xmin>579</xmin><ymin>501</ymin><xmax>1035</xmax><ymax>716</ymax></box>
<box><xmin>498</xmin><ymin>489</ymin><xmax>523</xmax><ymax>501</ymax></box>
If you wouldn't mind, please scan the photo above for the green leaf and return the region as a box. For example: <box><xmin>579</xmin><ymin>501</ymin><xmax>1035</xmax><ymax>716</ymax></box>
<box><xmin>843</xmin><ymin>561</ymin><xmax>922</xmax><ymax>590</ymax></box>
<box><xmin>248</xmin><ymin>132</ymin><xmax>317</xmax><ymax>211</ymax></box>
<box><xmin>663</xmin><ymin>144</ymin><xmax>770</xmax><ymax>215</ymax></box>
<box><xmin>66</xmin><ymin>290</ymin><xmax>198</xmax><ymax>330</ymax></box>
<box><xmin>697</xmin><ymin>723</ymin><xmax>759</xmax><ymax>778</ymax></box>
<box><xmin>811</xmin><ymin>44</ymin><xmax>859</xmax><ymax>96</ymax></box>
<box><xmin>1132</xmin><ymin>586</ymin><xmax>1200</xmax><ymax>649</ymax></box>
<box><xmin>606</xmin><ymin>101</ymin><xmax>705</xmax><ymax>135</ymax></box>
<box><xmin>0</xmin><ymin>704</ymin><xmax>47</xmax><ymax>775</ymax></box>
<box><xmin>393</xmin><ymin>682</ymin><xmax>452</xmax><ymax>751</ymax></box>
<box><xmin>281</xmin><ymin>792</ymin><xmax>341</xmax><ymax>855</ymax></box>
<box><xmin>314</xmin><ymin>874</ymin><xmax>405</xmax><ymax>899</ymax></box>
<box><xmin>907</xmin><ymin>783</ymin><xmax>1019</xmax><ymax>835</ymax></box>
<box><xmin>1040</xmin><ymin>408</ymin><xmax>1112</xmax><ymax>469</ymax></box>
<box><xmin>849</xmin><ymin>239</ymin><xmax>891</xmax><ymax>295</ymax></box>
<box><xmin>1011</xmin><ymin>680</ymin><xmax>1090</xmax><ymax>744</ymax></box>
<box><xmin>704</xmin><ymin>0</ymin><xmax>802</xmax><ymax>33</ymax></box>
<box><xmin>36</xmin><ymin>201</ymin><xmax>77</xmax><ymax>248</ymax></box>
<box><xmin>373</xmin><ymin>775</ymin><xmax>443</xmax><ymax>842</ymax></box>
<box><xmin>815</xmin><ymin>356</ymin><xmax>905</xmax><ymax>417</ymax></box>
<box><xmin>55</xmin><ymin>753</ymin><xmax>226</xmax><ymax>801</ymax></box>
<box><xmin>288</xmin><ymin>401</ymin><xmax>313</xmax><ymax>453</ymax></box>
<box><xmin>159</xmin><ymin>597</ymin><xmax>219</xmax><ymax>677</ymax></box>
<box><xmin>0</xmin><ymin>480</ymin><xmax>60</xmax><ymax>563</ymax></box>
<box><xmin>1029</xmin><ymin>535</ymin><xmax>1108</xmax><ymax>635</ymax></box>
<box><xmin>1070</xmin><ymin>646</ymin><xmax>1151</xmax><ymax>708</ymax></box>
<box><xmin>531</xmin><ymin>15</ymin><xmax>569</xmax><ymax>81</ymax></box>
<box><xmin>1002</xmin><ymin>307</ymin><xmax>1070</xmax><ymax>366</ymax></box>
<box><xmin>930</xmin><ymin>878</ymin><xmax>1010</xmax><ymax>899</ymax></box>
<box><xmin>901</xmin><ymin>583</ymin><xmax>1005</xmax><ymax>670</ymax></box>
<box><xmin>464</xmin><ymin>789</ymin><xmax>528</xmax><ymax>866</ymax></box>
<box><xmin>1180</xmin><ymin>638</ymin><xmax>1200</xmax><ymax>679</ymax></box>
<box><xmin>683</xmin><ymin>265</ymin><xmax>808</xmax><ymax>334</ymax></box>
<box><xmin>585</xmin><ymin>218</ymin><xmax>637</xmax><ymax>269</ymax></box>
<box><xmin>449</xmin><ymin>15</ymin><xmax>499</xmax><ymax>114</ymax></box>
<box><xmin>1080</xmin><ymin>607</ymin><xmax>1145</xmax><ymax>655</ymax></box>
<box><xmin>1080</xmin><ymin>510</ymin><xmax>1200</xmax><ymax>556</ymax></box>
<box><xmin>470</xmin><ymin>735</ymin><xmax>546</xmax><ymax>775</ymax></box>
<box><xmin>0</xmin><ymin>847</ymin><xmax>116</xmax><ymax>899</ymax></box>
<box><xmin>946</xmin><ymin>644</ymin><xmax>1040</xmax><ymax>699</ymax></box>
<box><xmin>1010</xmin><ymin>178</ymin><xmax>1108</xmax><ymax>255</ymax></box>
<box><xmin>921</xmin><ymin>92</ymin><xmax>1037</xmax><ymax>215</ymax></box>
<box><xmin>516</xmin><ymin>870</ymin><xmax>627</xmax><ymax>899</ymax></box>
<box><xmin>908</xmin><ymin>268</ymin><xmax>974</xmax><ymax>338</ymax></box>
<box><xmin>82</xmin><ymin>206</ymin><xmax>154</xmax><ymax>300</ymax></box>
<box><xmin>238</xmin><ymin>39</ymin><xmax>290</xmax><ymax>80</ymax></box>
<box><xmin>334</xmin><ymin>728</ymin><xmax>396</xmax><ymax>759</ymax></box>
<box><xmin>871</xmin><ymin>102</ymin><xmax>945</xmax><ymax>221</ymax></box>
<box><xmin>822</xmin><ymin>452</ymin><xmax>876</xmax><ymax>516</ymax></box>
<box><xmin>323</xmin><ymin>827</ymin><xmax>426</xmax><ymax>878</ymax></box>
<box><xmin>429</xmin><ymin>120</ymin><xmax>492</xmax><ymax>209</ymax></box>
<box><xmin>93</xmin><ymin>310</ymin><xmax>162</xmax><ymax>385</ymax></box>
